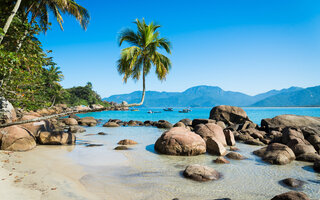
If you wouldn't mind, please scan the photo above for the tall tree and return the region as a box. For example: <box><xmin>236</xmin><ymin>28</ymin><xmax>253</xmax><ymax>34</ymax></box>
<box><xmin>0</xmin><ymin>0</ymin><xmax>22</xmax><ymax>45</ymax></box>
<box><xmin>117</xmin><ymin>19</ymin><xmax>172</xmax><ymax>107</ymax></box>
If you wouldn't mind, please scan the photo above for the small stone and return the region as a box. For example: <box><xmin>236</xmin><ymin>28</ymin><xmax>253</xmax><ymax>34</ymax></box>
<box><xmin>226</xmin><ymin>152</ymin><xmax>247</xmax><ymax>160</ymax></box>
<box><xmin>114</xmin><ymin>146</ymin><xmax>129</xmax><ymax>150</ymax></box>
<box><xmin>117</xmin><ymin>139</ymin><xmax>138</xmax><ymax>145</ymax></box>
<box><xmin>97</xmin><ymin>132</ymin><xmax>107</xmax><ymax>135</ymax></box>
<box><xmin>214</xmin><ymin>156</ymin><xmax>230</xmax><ymax>164</ymax></box>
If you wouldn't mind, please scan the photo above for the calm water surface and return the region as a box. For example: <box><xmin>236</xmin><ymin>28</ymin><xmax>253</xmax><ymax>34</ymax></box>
<box><xmin>68</xmin><ymin>108</ymin><xmax>320</xmax><ymax>200</ymax></box>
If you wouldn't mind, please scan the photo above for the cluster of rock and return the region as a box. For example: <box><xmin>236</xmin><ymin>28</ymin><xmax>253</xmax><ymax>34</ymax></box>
<box><xmin>108</xmin><ymin>101</ymin><xmax>129</xmax><ymax>111</ymax></box>
<box><xmin>103</xmin><ymin>119</ymin><xmax>173</xmax><ymax>129</ymax></box>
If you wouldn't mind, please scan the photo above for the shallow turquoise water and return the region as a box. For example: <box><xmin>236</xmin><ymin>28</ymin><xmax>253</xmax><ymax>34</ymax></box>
<box><xmin>77</xmin><ymin>107</ymin><xmax>320</xmax><ymax>125</ymax></box>
<box><xmin>69</xmin><ymin>107</ymin><xmax>320</xmax><ymax>200</ymax></box>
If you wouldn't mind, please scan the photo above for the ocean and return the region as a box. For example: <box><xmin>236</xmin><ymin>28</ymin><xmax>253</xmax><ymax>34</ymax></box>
<box><xmin>69</xmin><ymin>107</ymin><xmax>320</xmax><ymax>200</ymax></box>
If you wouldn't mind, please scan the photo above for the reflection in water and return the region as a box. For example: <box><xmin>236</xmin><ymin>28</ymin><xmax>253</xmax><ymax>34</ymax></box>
<box><xmin>67</xmin><ymin>126</ymin><xmax>320</xmax><ymax>200</ymax></box>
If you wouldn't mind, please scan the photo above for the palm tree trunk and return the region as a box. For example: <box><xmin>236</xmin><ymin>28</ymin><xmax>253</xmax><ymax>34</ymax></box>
<box><xmin>127</xmin><ymin>70</ymin><xmax>146</xmax><ymax>107</ymax></box>
<box><xmin>0</xmin><ymin>0</ymin><xmax>22</xmax><ymax>45</ymax></box>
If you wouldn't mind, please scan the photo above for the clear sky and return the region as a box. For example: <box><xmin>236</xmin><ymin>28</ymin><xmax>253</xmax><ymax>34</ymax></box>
<box><xmin>38</xmin><ymin>0</ymin><xmax>320</xmax><ymax>98</ymax></box>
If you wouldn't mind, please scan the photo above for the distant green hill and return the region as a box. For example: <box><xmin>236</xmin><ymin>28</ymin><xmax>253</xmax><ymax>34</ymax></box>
<box><xmin>103</xmin><ymin>85</ymin><xmax>312</xmax><ymax>107</ymax></box>
<box><xmin>251</xmin><ymin>85</ymin><xmax>320</xmax><ymax>107</ymax></box>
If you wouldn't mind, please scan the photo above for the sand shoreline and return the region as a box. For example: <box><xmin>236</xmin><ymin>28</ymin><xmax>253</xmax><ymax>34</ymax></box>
<box><xmin>0</xmin><ymin>146</ymin><xmax>97</xmax><ymax>200</ymax></box>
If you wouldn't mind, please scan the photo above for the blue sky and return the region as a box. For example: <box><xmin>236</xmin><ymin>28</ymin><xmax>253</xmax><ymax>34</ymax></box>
<box><xmin>39</xmin><ymin>0</ymin><xmax>320</xmax><ymax>98</ymax></box>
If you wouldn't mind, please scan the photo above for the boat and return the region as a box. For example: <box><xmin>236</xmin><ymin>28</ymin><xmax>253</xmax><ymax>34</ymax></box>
<box><xmin>179</xmin><ymin>108</ymin><xmax>191</xmax><ymax>113</ymax></box>
<box><xmin>130</xmin><ymin>108</ymin><xmax>139</xmax><ymax>111</ymax></box>
<box><xmin>163</xmin><ymin>108</ymin><xmax>173</xmax><ymax>111</ymax></box>
<box><xmin>147</xmin><ymin>110</ymin><xmax>153</xmax><ymax>113</ymax></box>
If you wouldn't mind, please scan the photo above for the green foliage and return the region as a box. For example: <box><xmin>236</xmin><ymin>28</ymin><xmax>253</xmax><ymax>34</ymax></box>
<box><xmin>60</xmin><ymin>82</ymin><xmax>109</xmax><ymax>107</ymax></box>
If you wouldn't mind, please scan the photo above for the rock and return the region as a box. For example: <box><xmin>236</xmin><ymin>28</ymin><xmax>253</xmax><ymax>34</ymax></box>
<box><xmin>314</xmin><ymin>160</ymin><xmax>320</xmax><ymax>172</ymax></box>
<box><xmin>281</xmin><ymin>178</ymin><xmax>304</xmax><ymax>188</ymax></box>
<box><xmin>38</xmin><ymin>131</ymin><xmax>75</xmax><ymax>145</ymax></box>
<box><xmin>0</xmin><ymin>97</ymin><xmax>16</xmax><ymax>124</ymax></box>
<box><xmin>214</xmin><ymin>156</ymin><xmax>230</xmax><ymax>164</ymax></box>
<box><xmin>216</xmin><ymin>121</ymin><xmax>226</xmax><ymax>129</ymax></box>
<box><xmin>20</xmin><ymin>115</ymin><xmax>51</xmax><ymax>137</ymax></box>
<box><xmin>282</xmin><ymin>128</ymin><xmax>305</xmax><ymax>145</ymax></box>
<box><xmin>240</xmin><ymin>120</ymin><xmax>257</xmax><ymax>130</ymax></box>
<box><xmin>194</xmin><ymin>123</ymin><xmax>227</xmax><ymax>146</ymax></box>
<box><xmin>114</xmin><ymin>146</ymin><xmax>129</xmax><ymax>150</ymax></box>
<box><xmin>206</xmin><ymin>137</ymin><xmax>227</xmax><ymax>156</ymax></box>
<box><xmin>68</xmin><ymin>125</ymin><xmax>86</xmax><ymax>133</ymax></box>
<box><xmin>144</xmin><ymin>120</ymin><xmax>154</xmax><ymax>126</ymax></box>
<box><xmin>117</xmin><ymin>139</ymin><xmax>138</xmax><ymax>145</ymax></box>
<box><xmin>183</xmin><ymin>164</ymin><xmax>221</xmax><ymax>182</ymax></box>
<box><xmin>296</xmin><ymin>153</ymin><xmax>320</xmax><ymax>162</ymax></box>
<box><xmin>78</xmin><ymin>117</ymin><xmax>97</xmax><ymax>127</ymax></box>
<box><xmin>192</xmin><ymin>119</ymin><xmax>216</xmax><ymax>127</ymax></box>
<box><xmin>173</xmin><ymin>122</ymin><xmax>186</xmax><ymax>128</ymax></box>
<box><xmin>306</xmin><ymin>135</ymin><xmax>320</xmax><ymax>152</ymax></box>
<box><xmin>271</xmin><ymin>191</ymin><xmax>310</xmax><ymax>200</ymax></box>
<box><xmin>224</xmin><ymin>129</ymin><xmax>236</xmax><ymax>146</ymax></box>
<box><xmin>103</xmin><ymin>122</ymin><xmax>120</xmax><ymax>127</ymax></box>
<box><xmin>0</xmin><ymin>126</ymin><xmax>36</xmax><ymax>151</ymax></box>
<box><xmin>63</xmin><ymin>118</ymin><xmax>78</xmax><ymax>126</ymax></box>
<box><xmin>86</xmin><ymin>144</ymin><xmax>103</xmax><ymax>147</ymax></box>
<box><xmin>90</xmin><ymin>104</ymin><xmax>104</xmax><ymax>109</ymax></box>
<box><xmin>128</xmin><ymin>120</ymin><xmax>137</xmax><ymax>126</ymax></box>
<box><xmin>97</xmin><ymin>132</ymin><xmax>107</xmax><ymax>135</ymax></box>
<box><xmin>225</xmin><ymin>152</ymin><xmax>246</xmax><ymax>160</ymax></box>
<box><xmin>243</xmin><ymin>128</ymin><xmax>266</xmax><ymax>140</ymax></box>
<box><xmin>209</xmin><ymin>105</ymin><xmax>250</xmax><ymax>126</ymax></box>
<box><xmin>179</xmin><ymin>119</ymin><xmax>192</xmax><ymax>126</ymax></box>
<box><xmin>244</xmin><ymin>138</ymin><xmax>265</xmax><ymax>146</ymax></box>
<box><xmin>154</xmin><ymin>127</ymin><xmax>206</xmax><ymax>156</ymax></box>
<box><xmin>253</xmin><ymin>143</ymin><xmax>295</xmax><ymax>165</ymax></box>
<box><xmin>155</xmin><ymin>120</ymin><xmax>173</xmax><ymax>129</ymax></box>
<box><xmin>261</xmin><ymin>114</ymin><xmax>320</xmax><ymax>132</ymax></box>
<box><xmin>230</xmin><ymin>146</ymin><xmax>240</xmax><ymax>151</ymax></box>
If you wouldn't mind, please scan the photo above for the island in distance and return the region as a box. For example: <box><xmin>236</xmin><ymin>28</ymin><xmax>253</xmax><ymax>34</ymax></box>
<box><xmin>104</xmin><ymin>85</ymin><xmax>320</xmax><ymax>107</ymax></box>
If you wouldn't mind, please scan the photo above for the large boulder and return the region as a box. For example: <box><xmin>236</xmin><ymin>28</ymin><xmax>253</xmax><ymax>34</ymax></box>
<box><xmin>103</xmin><ymin>122</ymin><xmax>120</xmax><ymax>127</ymax></box>
<box><xmin>0</xmin><ymin>126</ymin><xmax>36</xmax><ymax>151</ymax></box>
<box><xmin>261</xmin><ymin>114</ymin><xmax>320</xmax><ymax>132</ymax></box>
<box><xmin>0</xmin><ymin>97</ymin><xmax>17</xmax><ymax>124</ymax></box>
<box><xmin>253</xmin><ymin>143</ymin><xmax>295</xmax><ymax>165</ymax></box>
<box><xmin>194</xmin><ymin>123</ymin><xmax>227</xmax><ymax>146</ymax></box>
<box><xmin>209</xmin><ymin>105</ymin><xmax>250</xmax><ymax>126</ymax></box>
<box><xmin>155</xmin><ymin>120</ymin><xmax>173</xmax><ymax>129</ymax></box>
<box><xmin>206</xmin><ymin>137</ymin><xmax>227</xmax><ymax>156</ymax></box>
<box><xmin>224</xmin><ymin>129</ymin><xmax>236</xmax><ymax>146</ymax></box>
<box><xmin>37</xmin><ymin>131</ymin><xmax>75</xmax><ymax>145</ymax></box>
<box><xmin>183</xmin><ymin>164</ymin><xmax>221</xmax><ymax>182</ymax></box>
<box><xmin>271</xmin><ymin>191</ymin><xmax>310</xmax><ymax>200</ymax></box>
<box><xmin>78</xmin><ymin>117</ymin><xmax>97</xmax><ymax>127</ymax></box>
<box><xmin>63</xmin><ymin>118</ymin><xmax>78</xmax><ymax>126</ymax></box>
<box><xmin>154</xmin><ymin>127</ymin><xmax>206</xmax><ymax>156</ymax></box>
<box><xmin>20</xmin><ymin>115</ymin><xmax>51</xmax><ymax>137</ymax></box>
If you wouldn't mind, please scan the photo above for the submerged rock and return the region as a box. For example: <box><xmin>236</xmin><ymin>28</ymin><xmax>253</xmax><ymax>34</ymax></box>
<box><xmin>117</xmin><ymin>139</ymin><xmax>138</xmax><ymax>145</ymax></box>
<box><xmin>154</xmin><ymin>127</ymin><xmax>206</xmax><ymax>156</ymax></box>
<box><xmin>97</xmin><ymin>132</ymin><xmax>107</xmax><ymax>135</ymax></box>
<box><xmin>271</xmin><ymin>191</ymin><xmax>310</xmax><ymax>200</ymax></box>
<box><xmin>103</xmin><ymin>122</ymin><xmax>120</xmax><ymax>127</ymax></box>
<box><xmin>214</xmin><ymin>156</ymin><xmax>230</xmax><ymax>164</ymax></box>
<box><xmin>0</xmin><ymin>125</ymin><xmax>36</xmax><ymax>151</ymax></box>
<box><xmin>253</xmin><ymin>143</ymin><xmax>295</xmax><ymax>165</ymax></box>
<box><xmin>114</xmin><ymin>146</ymin><xmax>129</xmax><ymax>150</ymax></box>
<box><xmin>225</xmin><ymin>152</ymin><xmax>247</xmax><ymax>160</ymax></box>
<box><xmin>281</xmin><ymin>178</ymin><xmax>304</xmax><ymax>188</ymax></box>
<box><xmin>183</xmin><ymin>164</ymin><xmax>221</xmax><ymax>182</ymax></box>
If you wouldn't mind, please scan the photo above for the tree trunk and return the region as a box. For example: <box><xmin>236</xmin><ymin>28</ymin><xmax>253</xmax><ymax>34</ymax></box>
<box><xmin>127</xmin><ymin>70</ymin><xmax>146</xmax><ymax>107</ymax></box>
<box><xmin>0</xmin><ymin>107</ymin><xmax>107</xmax><ymax>128</ymax></box>
<box><xmin>0</xmin><ymin>0</ymin><xmax>22</xmax><ymax>45</ymax></box>
<box><xmin>16</xmin><ymin>29</ymin><xmax>28</xmax><ymax>52</ymax></box>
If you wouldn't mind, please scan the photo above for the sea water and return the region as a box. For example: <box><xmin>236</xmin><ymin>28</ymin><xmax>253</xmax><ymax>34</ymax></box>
<box><xmin>67</xmin><ymin>108</ymin><xmax>320</xmax><ymax>200</ymax></box>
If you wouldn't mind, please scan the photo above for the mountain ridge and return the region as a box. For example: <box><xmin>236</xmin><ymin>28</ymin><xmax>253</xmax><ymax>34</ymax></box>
<box><xmin>103</xmin><ymin>85</ymin><xmax>320</xmax><ymax>107</ymax></box>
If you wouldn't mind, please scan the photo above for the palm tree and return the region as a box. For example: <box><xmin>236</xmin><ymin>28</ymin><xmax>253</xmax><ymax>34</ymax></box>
<box><xmin>0</xmin><ymin>0</ymin><xmax>22</xmax><ymax>45</ymax></box>
<box><xmin>117</xmin><ymin>19</ymin><xmax>172</xmax><ymax>107</ymax></box>
<box><xmin>16</xmin><ymin>0</ymin><xmax>90</xmax><ymax>51</ymax></box>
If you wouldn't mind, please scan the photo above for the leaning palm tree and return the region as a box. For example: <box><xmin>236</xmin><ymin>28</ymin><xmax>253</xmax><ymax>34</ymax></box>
<box><xmin>117</xmin><ymin>19</ymin><xmax>172</xmax><ymax>107</ymax></box>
